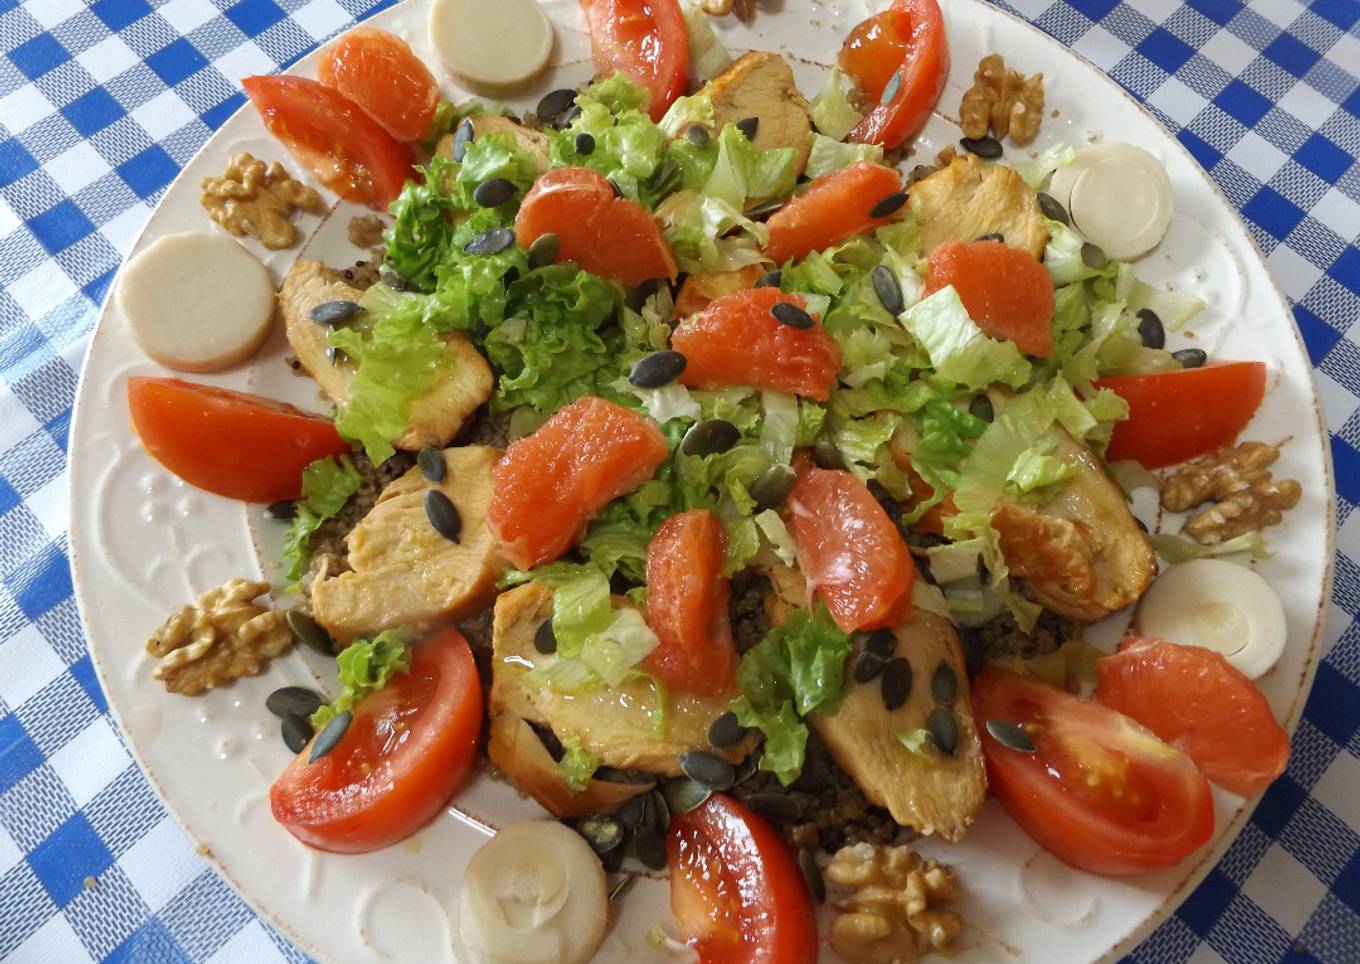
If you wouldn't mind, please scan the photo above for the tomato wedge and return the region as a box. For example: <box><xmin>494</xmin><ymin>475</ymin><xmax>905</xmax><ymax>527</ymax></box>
<box><xmin>515</xmin><ymin>166</ymin><xmax>678</xmax><ymax>287</ymax></box>
<box><xmin>764</xmin><ymin>160</ymin><xmax>905</xmax><ymax>266</ymax></box>
<box><xmin>581</xmin><ymin>0</ymin><xmax>688</xmax><ymax>122</ymax></box>
<box><xmin>923</xmin><ymin>240</ymin><xmax>1055</xmax><ymax>356</ymax></box>
<box><xmin>973</xmin><ymin>668</ymin><xmax>1215</xmax><ymax>876</ymax></box>
<box><xmin>644</xmin><ymin>509</ymin><xmax>738</xmax><ymax>697</ymax></box>
<box><xmin>784</xmin><ymin>467</ymin><xmax>914</xmax><ymax>633</ymax></box>
<box><xmin>127</xmin><ymin>377</ymin><xmax>350</xmax><ymax>503</ymax></box>
<box><xmin>671</xmin><ymin>288</ymin><xmax>842</xmax><ymax>401</ymax></box>
<box><xmin>242</xmin><ymin>74</ymin><xmax>411</xmax><ymax>209</ymax></box>
<box><xmin>1095</xmin><ymin>362</ymin><xmax>1267</xmax><ymax>469</ymax></box>
<box><xmin>316</xmin><ymin>27</ymin><xmax>439</xmax><ymax>142</ymax></box>
<box><xmin>1095</xmin><ymin>637</ymin><xmax>1290</xmax><ymax>797</ymax></box>
<box><xmin>489</xmin><ymin>396</ymin><xmax>670</xmax><ymax>568</ymax></box>
<box><xmin>843</xmin><ymin>0</ymin><xmax>949</xmax><ymax>149</ymax></box>
<box><xmin>270</xmin><ymin>629</ymin><xmax>482</xmax><ymax>853</ymax></box>
<box><xmin>668</xmin><ymin>793</ymin><xmax>818</xmax><ymax>964</ymax></box>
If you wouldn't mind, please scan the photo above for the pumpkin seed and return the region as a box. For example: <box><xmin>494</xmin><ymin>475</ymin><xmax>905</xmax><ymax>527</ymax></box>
<box><xmin>864</xmin><ymin>628</ymin><xmax>896</xmax><ymax>660</ymax></box>
<box><xmin>880</xmin><ymin>69</ymin><xmax>902</xmax><ymax>105</ymax></box>
<box><xmin>266</xmin><ymin>686</ymin><xmax>323</xmax><ymax>719</ymax></box>
<box><xmin>1136</xmin><ymin>308</ymin><xmax>1165</xmax><ymax>349</ymax></box>
<box><xmin>425</xmin><ymin>489</ymin><xmax>462</xmax><ymax>543</ymax></box>
<box><xmin>265</xmin><ymin>500</ymin><xmax>296</xmax><ymax>521</ymax></box>
<box><xmin>854</xmin><ymin>649</ymin><xmax>888</xmax><ymax>684</ymax></box>
<box><xmin>464</xmin><ymin>227</ymin><xmax>516</xmax><ymax>255</ymax></box>
<box><xmin>685</xmin><ymin>124</ymin><xmax>710</xmax><ymax>147</ymax></box>
<box><xmin>1080</xmin><ymin>242</ymin><xmax>1107</xmax><ymax>269</ymax></box>
<box><xmin>744</xmin><ymin>198</ymin><xmax>783</xmax><ymax>219</ymax></box>
<box><xmin>647</xmin><ymin>158</ymin><xmax>679</xmax><ymax>194</ymax></box>
<box><xmin>869</xmin><ymin>192</ymin><xmax>908</xmax><ymax>219</ymax></box>
<box><xmin>682</xmin><ymin>419</ymin><xmax>741</xmax><ymax>457</ymax></box>
<box><xmin>579</xmin><ymin>814</ymin><xmax>624</xmax><ymax>854</ymax></box>
<box><xmin>618</xmin><ymin>795</ymin><xmax>648</xmax><ymax>832</ymax></box>
<box><xmin>881</xmin><ymin>657</ymin><xmax>913</xmax><ymax>711</ymax></box>
<box><xmin>650</xmin><ymin>788</ymin><xmax>671</xmax><ymax>832</ymax></box>
<box><xmin>959</xmin><ymin>135</ymin><xmax>1003</xmax><ymax>159</ymax></box>
<box><xmin>451</xmin><ymin>118</ymin><xmax>474</xmax><ymax>162</ymax></box>
<box><xmin>534</xmin><ymin>618</ymin><xmax>557</xmax><ymax>654</ymax></box>
<box><xmin>770</xmin><ymin>302</ymin><xmax>814</xmax><ymax>330</ymax></box>
<box><xmin>733</xmin><ymin>752</ymin><xmax>759</xmax><ymax>784</ymax></box>
<box><xmin>960</xmin><ymin>628</ymin><xmax>984</xmax><ymax>678</ymax></box>
<box><xmin>871</xmin><ymin>264</ymin><xmax>904</xmax><ymax>316</ymax></box>
<box><xmin>1036</xmin><ymin>191</ymin><xmax>1069</xmax><ymax>225</ymax></box>
<box><xmin>708</xmin><ymin>711</ymin><xmax>748</xmax><ymax>748</ymax></box>
<box><xmin>798</xmin><ymin>848</ymin><xmax>826</xmax><ymax>903</ymax></box>
<box><xmin>663</xmin><ymin>777</ymin><xmax>712</xmax><ymax>815</ymax></box>
<box><xmin>324</xmin><ymin>346</ymin><xmax>346</xmax><ymax>367</ymax></box>
<box><xmin>626</xmin><ymin>278</ymin><xmax>659</xmax><ymax>312</ymax></box>
<box><xmin>309</xmin><ymin>300</ymin><xmax>361</xmax><ymax>325</ymax></box>
<box><xmin>629</xmin><ymin>349</ymin><xmax>687</xmax><ymax>388</ymax></box>
<box><xmin>558</xmin><ymin>103</ymin><xmax>582</xmax><ymax>128</ymax></box>
<box><xmin>926</xmin><ymin>707</ymin><xmax>959</xmax><ymax>757</ymax></box>
<box><xmin>750</xmin><ymin>463</ymin><xmax>797</xmax><ymax>512</ymax></box>
<box><xmin>608</xmin><ymin>873</ymin><xmax>636</xmax><ymax>902</ymax></box>
<box><xmin>679</xmin><ymin>750</ymin><xmax>736</xmax><ymax>790</ymax></box>
<box><xmin>417</xmin><ymin>445</ymin><xmax>445</xmax><ymax>483</ymax></box>
<box><xmin>286</xmin><ymin>610</ymin><xmax>333</xmax><ymax>656</ymax></box>
<box><xmin>526</xmin><ymin>231</ymin><xmax>560</xmax><ymax>269</ymax></box>
<box><xmin>986</xmin><ymin>718</ymin><xmax>1035</xmax><ymax>753</ymax></box>
<box><xmin>308</xmin><ymin>710</ymin><xmax>351</xmax><ymax>761</ymax></box>
<box><xmin>281</xmin><ymin>713</ymin><xmax>313</xmax><ymax>754</ymax></box>
<box><xmin>755</xmin><ymin>269</ymin><xmax>782</xmax><ymax>288</ymax></box>
<box><xmin>968</xmin><ymin>394</ymin><xmax>994</xmax><ymax>423</ymax></box>
<box><xmin>502</xmin><ymin>265</ymin><xmax>520</xmax><ymax>288</ymax></box>
<box><xmin>975</xmin><ymin>232</ymin><xmax>1005</xmax><ymax>243</ymax></box>
<box><xmin>632</xmin><ymin>824</ymin><xmax>667</xmax><ymax>870</ymax></box>
<box><xmin>536</xmin><ymin>88</ymin><xmax>577</xmax><ymax>125</ymax></box>
<box><xmin>812</xmin><ymin>440</ymin><xmax>843</xmax><ymax>469</ymax></box>
<box><xmin>607</xmin><ymin>176</ymin><xmax>624</xmax><ymax>197</ymax></box>
<box><xmin>745</xmin><ymin>792</ymin><xmax>801</xmax><ymax>822</ymax></box>
<box><xmin>601</xmin><ymin>845</ymin><xmax>624</xmax><ymax>873</ymax></box>
<box><xmin>574</xmin><ymin>131</ymin><xmax>596</xmax><ymax>155</ymax></box>
<box><xmin>931</xmin><ymin>661</ymin><xmax>958</xmax><ymax>705</ymax></box>
<box><xmin>736</xmin><ymin>116</ymin><xmax>759</xmax><ymax>139</ymax></box>
<box><xmin>1173</xmin><ymin>347</ymin><xmax>1207</xmax><ymax>369</ymax></box>
<box><xmin>473</xmin><ymin>177</ymin><xmax>517</xmax><ymax>207</ymax></box>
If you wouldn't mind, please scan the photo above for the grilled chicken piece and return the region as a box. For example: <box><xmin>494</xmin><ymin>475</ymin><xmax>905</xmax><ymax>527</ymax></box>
<box><xmin>279</xmin><ymin>259</ymin><xmax>493</xmax><ymax>451</ymax></box>
<box><xmin>992</xmin><ymin>433</ymin><xmax>1156</xmax><ymax>622</ymax></box>
<box><xmin>910</xmin><ymin>154</ymin><xmax>1049</xmax><ymax>258</ymax></box>
<box><xmin>435</xmin><ymin>113</ymin><xmax>552</xmax><ymax>172</ymax></box>
<box><xmin>489</xmin><ymin>583</ymin><xmax>754</xmax><ymax>800</ymax></box>
<box><xmin>673</xmin><ymin>264</ymin><xmax>766</xmax><ymax>318</ymax></box>
<box><xmin>703</xmin><ymin>52</ymin><xmax>813</xmax><ymax>178</ymax></box>
<box><xmin>310</xmin><ymin>446</ymin><xmax>505</xmax><ymax>642</ymax></box>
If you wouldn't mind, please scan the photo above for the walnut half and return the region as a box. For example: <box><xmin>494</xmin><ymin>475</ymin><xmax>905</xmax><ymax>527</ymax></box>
<box><xmin>201</xmin><ymin>153</ymin><xmax>324</xmax><ymax>250</ymax></box>
<box><xmin>960</xmin><ymin>53</ymin><xmax>1044</xmax><ymax>145</ymax></box>
<box><xmin>147</xmin><ymin>579</ymin><xmax>294</xmax><ymax>695</ymax></box>
<box><xmin>825</xmin><ymin>842</ymin><xmax>963</xmax><ymax>963</ymax></box>
<box><xmin>1160</xmin><ymin>441</ymin><xmax>1302</xmax><ymax>545</ymax></box>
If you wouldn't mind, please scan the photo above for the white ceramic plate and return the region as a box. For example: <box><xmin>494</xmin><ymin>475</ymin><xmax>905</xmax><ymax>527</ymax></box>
<box><xmin>68</xmin><ymin>1</ymin><xmax>1334</xmax><ymax>961</ymax></box>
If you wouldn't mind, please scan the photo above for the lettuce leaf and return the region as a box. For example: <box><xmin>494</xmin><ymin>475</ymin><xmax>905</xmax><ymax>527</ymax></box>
<box><xmin>552</xmin><ymin>73</ymin><xmax>670</xmax><ymax>203</ymax></box>
<box><xmin>310</xmin><ymin>629</ymin><xmax>413</xmax><ymax>728</ymax></box>
<box><xmin>281</xmin><ymin>455</ymin><xmax>362</xmax><ymax>584</ymax></box>
<box><xmin>550</xmin><ymin>570</ymin><xmax>614</xmax><ymax>658</ymax></box>
<box><xmin>556</xmin><ymin>734</ymin><xmax>599</xmax><ymax>792</ymax></box>
<box><xmin>683</xmin><ymin>3</ymin><xmax>733</xmax><ymax>81</ymax></box>
<box><xmin>805</xmin><ymin>132</ymin><xmax>884</xmax><ymax>179</ymax></box>
<box><xmin>899</xmin><ymin>286</ymin><xmax>1032</xmax><ymax>390</ymax></box>
<box><xmin>1149</xmin><ymin>531</ymin><xmax>1272</xmax><ymax>563</ymax></box>
<box><xmin>809</xmin><ymin>66</ymin><xmax>864</xmax><ymax>141</ymax></box>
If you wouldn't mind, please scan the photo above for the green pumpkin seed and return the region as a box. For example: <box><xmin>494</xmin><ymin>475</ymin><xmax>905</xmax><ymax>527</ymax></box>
<box><xmin>526</xmin><ymin>231</ymin><xmax>560</xmax><ymax>269</ymax></box>
<box><xmin>770</xmin><ymin>302</ymin><xmax>814</xmax><ymax>330</ymax></box>
<box><xmin>968</xmin><ymin>394</ymin><xmax>994</xmax><ymax>423</ymax></box>
<box><xmin>281</xmin><ymin>713</ymin><xmax>313</xmax><ymax>754</ymax></box>
<box><xmin>579</xmin><ymin>814</ymin><xmax>624</xmax><ymax>853</ymax></box>
<box><xmin>285</xmin><ymin>610</ymin><xmax>333</xmax><ymax>656</ymax></box>
<box><xmin>266</xmin><ymin>686</ymin><xmax>323</xmax><ymax>719</ymax></box>
<box><xmin>1080</xmin><ymin>242</ymin><xmax>1108</xmax><ymax>269</ymax></box>
<box><xmin>607</xmin><ymin>176</ymin><xmax>624</xmax><ymax>197</ymax></box>
<box><xmin>736</xmin><ymin>116</ymin><xmax>759</xmax><ymax>139</ymax></box>
<box><xmin>308</xmin><ymin>710</ymin><xmax>351</xmax><ymax>761</ymax></box>
<box><xmin>534</xmin><ymin>618</ymin><xmax>557</xmax><ymax>654</ymax></box>
<box><xmin>960</xmin><ymin>629</ymin><xmax>984</xmax><ymax>679</ymax></box>
<box><xmin>926</xmin><ymin>707</ymin><xmax>959</xmax><ymax>757</ymax></box>
<box><xmin>755</xmin><ymin>269</ymin><xmax>782</xmax><ymax>288</ymax></box>
<box><xmin>324</xmin><ymin>346</ymin><xmax>347</xmax><ymax>367</ymax></box>
<box><xmin>608</xmin><ymin>873</ymin><xmax>636</xmax><ymax>901</ymax></box>
<box><xmin>864</xmin><ymin>628</ymin><xmax>897</xmax><ymax>661</ymax></box>
<box><xmin>679</xmin><ymin>750</ymin><xmax>736</xmax><ymax>790</ymax></box>
<box><xmin>975</xmin><ymin>232</ymin><xmax>1005</xmax><ymax>243</ymax></box>
<box><xmin>931</xmin><ymin>661</ymin><xmax>958</xmax><ymax>705</ymax></box>
<box><xmin>632</xmin><ymin>824</ymin><xmax>667</xmax><ymax>870</ymax></box>
<box><xmin>425</xmin><ymin>490</ymin><xmax>462</xmax><ymax>543</ymax></box>
<box><xmin>1036</xmin><ymin>191</ymin><xmax>1069</xmax><ymax>224</ymax></box>
<box><xmin>744</xmin><ymin>197</ymin><xmax>783</xmax><ymax>219</ymax></box>
<box><xmin>1136</xmin><ymin>308</ymin><xmax>1165</xmax><ymax>349</ymax></box>
<box><xmin>681</xmin><ymin>419</ymin><xmax>741</xmax><ymax>457</ymax></box>
<box><xmin>685</xmin><ymin>124</ymin><xmax>710</xmax><ymax>147</ymax></box>
<box><xmin>464</xmin><ymin>227</ymin><xmax>515</xmax><ymax>255</ymax></box>
<box><xmin>745</xmin><ymin>792</ymin><xmax>800</xmax><ymax>822</ymax></box>
<box><xmin>536</xmin><ymin>88</ymin><xmax>576</xmax><ymax>125</ymax></box>
<box><xmin>869</xmin><ymin>192</ymin><xmax>908</xmax><ymax>219</ymax></box>
<box><xmin>574</xmin><ymin>131</ymin><xmax>596</xmax><ymax>155</ymax></box>
<box><xmin>880</xmin><ymin>69</ymin><xmax>902</xmax><ymax>105</ymax></box>
<box><xmin>451</xmin><ymin>119</ymin><xmax>474</xmax><ymax>162</ymax></box>
<box><xmin>629</xmin><ymin>350</ymin><xmax>687</xmax><ymax>388</ymax></box>
<box><xmin>650</xmin><ymin>788</ymin><xmax>671</xmax><ymax>832</ymax></box>
<box><xmin>812</xmin><ymin>440</ymin><xmax>844</xmax><ymax>469</ymax></box>
<box><xmin>854</xmin><ymin>649</ymin><xmax>888</xmax><ymax>684</ymax></box>
<box><xmin>733</xmin><ymin>753</ymin><xmax>759</xmax><ymax>784</ymax></box>
<box><xmin>959</xmin><ymin>135</ymin><xmax>1002</xmax><ymax>159</ymax></box>
<box><xmin>750</xmin><ymin>464</ymin><xmax>797</xmax><ymax>512</ymax></box>
<box><xmin>871</xmin><ymin>264</ymin><xmax>904</xmax><ymax>316</ymax></box>
<box><xmin>473</xmin><ymin>177</ymin><xmax>517</xmax><ymax>207</ymax></box>
<box><xmin>265</xmin><ymin>500</ymin><xmax>296</xmax><ymax>521</ymax></box>
<box><xmin>663</xmin><ymin>777</ymin><xmax>712</xmax><ymax>815</ymax></box>
<box><xmin>618</xmin><ymin>795</ymin><xmax>648</xmax><ymax>832</ymax></box>
<box><xmin>798</xmin><ymin>848</ymin><xmax>826</xmax><ymax>903</ymax></box>
<box><xmin>601</xmin><ymin>845</ymin><xmax>624</xmax><ymax>873</ymax></box>
<box><xmin>881</xmin><ymin>657</ymin><xmax>913</xmax><ymax>711</ymax></box>
<box><xmin>708</xmin><ymin>711</ymin><xmax>748</xmax><ymax>749</ymax></box>
<box><xmin>987</xmin><ymin>718</ymin><xmax>1036</xmax><ymax>753</ymax></box>
<box><xmin>417</xmin><ymin>445</ymin><xmax>445</xmax><ymax>483</ymax></box>
<box><xmin>309</xmin><ymin>300</ymin><xmax>361</xmax><ymax>325</ymax></box>
<box><xmin>1173</xmin><ymin>347</ymin><xmax>1207</xmax><ymax>368</ymax></box>
<box><xmin>647</xmin><ymin>158</ymin><xmax>679</xmax><ymax>194</ymax></box>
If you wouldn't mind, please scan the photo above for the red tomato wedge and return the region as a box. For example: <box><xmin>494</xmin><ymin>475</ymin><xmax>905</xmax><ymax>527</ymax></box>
<box><xmin>127</xmin><ymin>377</ymin><xmax>350</xmax><ymax>503</ymax></box>
<box><xmin>843</xmin><ymin>0</ymin><xmax>949</xmax><ymax>149</ymax></box>
<box><xmin>973</xmin><ymin>668</ymin><xmax>1215</xmax><ymax>876</ymax></box>
<box><xmin>242</xmin><ymin>74</ymin><xmax>411</xmax><ymax>209</ymax></box>
<box><xmin>671</xmin><ymin>288</ymin><xmax>841</xmax><ymax>401</ymax></box>
<box><xmin>316</xmin><ymin>27</ymin><xmax>439</xmax><ymax>142</ymax></box>
<box><xmin>668</xmin><ymin>793</ymin><xmax>818</xmax><ymax>964</ymax></box>
<box><xmin>1095</xmin><ymin>637</ymin><xmax>1290</xmax><ymax>797</ymax></box>
<box><xmin>1095</xmin><ymin>362</ymin><xmax>1267</xmax><ymax>469</ymax></box>
<box><xmin>923</xmin><ymin>240</ymin><xmax>1056</xmax><ymax>356</ymax></box>
<box><xmin>764</xmin><ymin>161</ymin><xmax>905</xmax><ymax>266</ymax></box>
<box><xmin>644</xmin><ymin>509</ymin><xmax>738</xmax><ymax>697</ymax></box>
<box><xmin>581</xmin><ymin>0</ymin><xmax>688</xmax><ymax>122</ymax></box>
<box><xmin>489</xmin><ymin>396</ymin><xmax>669</xmax><ymax>568</ymax></box>
<box><xmin>270</xmin><ymin>629</ymin><xmax>483</xmax><ymax>853</ymax></box>
<box><xmin>784</xmin><ymin>467</ymin><xmax>914</xmax><ymax>633</ymax></box>
<box><xmin>515</xmin><ymin>166</ymin><xmax>678</xmax><ymax>287</ymax></box>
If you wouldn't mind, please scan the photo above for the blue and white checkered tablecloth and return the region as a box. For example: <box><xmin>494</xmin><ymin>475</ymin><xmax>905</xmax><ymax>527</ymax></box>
<box><xmin>0</xmin><ymin>0</ymin><xmax>1357</xmax><ymax>960</ymax></box>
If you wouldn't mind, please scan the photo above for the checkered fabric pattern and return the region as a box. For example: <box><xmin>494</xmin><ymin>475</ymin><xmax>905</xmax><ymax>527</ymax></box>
<box><xmin>0</xmin><ymin>0</ymin><xmax>1355</xmax><ymax>960</ymax></box>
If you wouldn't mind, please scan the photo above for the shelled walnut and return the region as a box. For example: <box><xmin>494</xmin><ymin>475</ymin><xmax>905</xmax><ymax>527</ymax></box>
<box><xmin>1160</xmin><ymin>441</ymin><xmax>1302</xmax><ymax>544</ymax></box>
<box><xmin>960</xmin><ymin>53</ymin><xmax>1044</xmax><ymax>145</ymax></box>
<box><xmin>824</xmin><ymin>842</ymin><xmax>963</xmax><ymax>963</ymax></box>
<box><xmin>201</xmin><ymin>153</ymin><xmax>324</xmax><ymax>250</ymax></box>
<box><xmin>146</xmin><ymin>579</ymin><xmax>293</xmax><ymax>695</ymax></box>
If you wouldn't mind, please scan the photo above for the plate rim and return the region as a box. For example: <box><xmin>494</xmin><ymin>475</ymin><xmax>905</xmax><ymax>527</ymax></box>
<box><xmin>66</xmin><ymin>0</ymin><xmax>1337</xmax><ymax>961</ymax></box>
